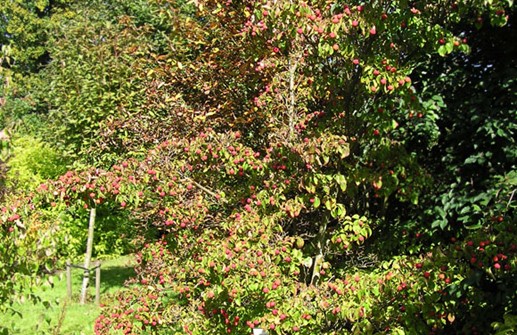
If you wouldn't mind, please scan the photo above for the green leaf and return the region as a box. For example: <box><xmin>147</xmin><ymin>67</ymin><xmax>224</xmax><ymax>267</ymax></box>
<box><xmin>308</xmin><ymin>196</ymin><xmax>318</xmax><ymax>209</ymax></box>
<box><xmin>334</xmin><ymin>174</ymin><xmax>347</xmax><ymax>192</ymax></box>
<box><xmin>465</xmin><ymin>223</ymin><xmax>482</xmax><ymax>230</ymax></box>
<box><xmin>432</xmin><ymin>220</ymin><xmax>443</xmax><ymax>228</ymax></box>
<box><xmin>325</xmin><ymin>198</ymin><xmax>335</xmax><ymax>211</ymax></box>
<box><xmin>336</xmin><ymin>204</ymin><xmax>346</xmax><ymax>218</ymax></box>
<box><xmin>438</xmin><ymin>45</ymin><xmax>447</xmax><ymax>57</ymax></box>
<box><xmin>439</xmin><ymin>220</ymin><xmax>448</xmax><ymax>229</ymax></box>
<box><xmin>436</xmin><ymin>206</ymin><xmax>446</xmax><ymax>219</ymax></box>
<box><xmin>446</xmin><ymin>42</ymin><xmax>454</xmax><ymax>54</ymax></box>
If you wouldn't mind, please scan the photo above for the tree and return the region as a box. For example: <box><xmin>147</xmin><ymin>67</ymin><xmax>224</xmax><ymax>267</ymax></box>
<box><xmin>88</xmin><ymin>1</ymin><xmax>514</xmax><ymax>334</ymax></box>
<box><xmin>1</xmin><ymin>0</ymin><xmax>515</xmax><ymax>334</ymax></box>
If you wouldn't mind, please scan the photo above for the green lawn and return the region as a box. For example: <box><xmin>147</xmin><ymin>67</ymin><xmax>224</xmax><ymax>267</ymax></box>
<box><xmin>3</xmin><ymin>255</ymin><xmax>136</xmax><ymax>335</ymax></box>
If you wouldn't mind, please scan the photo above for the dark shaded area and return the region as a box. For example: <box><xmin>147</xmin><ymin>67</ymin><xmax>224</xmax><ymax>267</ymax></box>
<box><xmin>370</xmin><ymin>8</ymin><xmax>517</xmax><ymax>335</ymax></box>
<box><xmin>99</xmin><ymin>265</ymin><xmax>136</xmax><ymax>294</ymax></box>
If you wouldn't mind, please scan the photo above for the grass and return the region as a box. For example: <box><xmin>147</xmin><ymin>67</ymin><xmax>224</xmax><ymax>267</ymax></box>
<box><xmin>3</xmin><ymin>255</ymin><xmax>136</xmax><ymax>335</ymax></box>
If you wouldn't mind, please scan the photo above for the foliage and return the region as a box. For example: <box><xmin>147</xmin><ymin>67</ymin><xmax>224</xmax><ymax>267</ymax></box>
<box><xmin>0</xmin><ymin>189</ymin><xmax>60</xmax><ymax>329</ymax></box>
<box><xmin>420</xmin><ymin>6</ymin><xmax>516</xmax><ymax>234</ymax></box>
<box><xmin>0</xmin><ymin>177</ymin><xmax>137</xmax><ymax>334</ymax></box>
<box><xmin>39</xmin><ymin>0</ymin><xmax>152</xmax><ymax>165</ymax></box>
<box><xmin>51</xmin><ymin>203</ymin><xmax>138</xmax><ymax>261</ymax></box>
<box><xmin>0</xmin><ymin>0</ymin><xmax>515</xmax><ymax>334</ymax></box>
<box><xmin>0</xmin><ymin>0</ymin><xmax>73</xmax><ymax>73</ymax></box>
<box><xmin>5</xmin><ymin>135</ymin><xmax>67</xmax><ymax>190</ymax></box>
<box><xmin>85</xmin><ymin>128</ymin><xmax>514</xmax><ymax>335</ymax></box>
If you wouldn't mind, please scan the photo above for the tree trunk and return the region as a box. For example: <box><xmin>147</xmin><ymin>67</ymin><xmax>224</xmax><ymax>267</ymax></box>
<box><xmin>80</xmin><ymin>207</ymin><xmax>96</xmax><ymax>304</ymax></box>
<box><xmin>310</xmin><ymin>220</ymin><xmax>327</xmax><ymax>286</ymax></box>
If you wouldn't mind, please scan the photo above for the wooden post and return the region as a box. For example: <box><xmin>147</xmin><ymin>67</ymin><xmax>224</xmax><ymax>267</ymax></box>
<box><xmin>80</xmin><ymin>207</ymin><xmax>96</xmax><ymax>304</ymax></box>
<box><xmin>95</xmin><ymin>261</ymin><xmax>101</xmax><ymax>305</ymax></box>
<box><xmin>66</xmin><ymin>259</ymin><xmax>72</xmax><ymax>300</ymax></box>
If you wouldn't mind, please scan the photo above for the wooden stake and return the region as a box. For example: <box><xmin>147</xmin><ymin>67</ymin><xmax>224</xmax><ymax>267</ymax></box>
<box><xmin>95</xmin><ymin>261</ymin><xmax>101</xmax><ymax>305</ymax></box>
<box><xmin>66</xmin><ymin>259</ymin><xmax>72</xmax><ymax>300</ymax></box>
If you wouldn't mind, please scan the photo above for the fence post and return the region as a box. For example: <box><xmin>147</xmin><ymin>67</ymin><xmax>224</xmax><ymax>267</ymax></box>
<box><xmin>66</xmin><ymin>259</ymin><xmax>72</xmax><ymax>300</ymax></box>
<box><xmin>95</xmin><ymin>261</ymin><xmax>101</xmax><ymax>305</ymax></box>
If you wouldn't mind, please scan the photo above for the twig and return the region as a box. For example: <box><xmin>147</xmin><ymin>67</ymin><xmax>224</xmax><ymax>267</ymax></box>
<box><xmin>180</xmin><ymin>174</ymin><xmax>228</xmax><ymax>203</ymax></box>
<box><xmin>507</xmin><ymin>188</ymin><xmax>516</xmax><ymax>209</ymax></box>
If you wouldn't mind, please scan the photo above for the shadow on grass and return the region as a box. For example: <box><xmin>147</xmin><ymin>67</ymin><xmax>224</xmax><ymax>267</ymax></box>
<box><xmin>66</xmin><ymin>256</ymin><xmax>137</xmax><ymax>298</ymax></box>
<box><xmin>99</xmin><ymin>265</ymin><xmax>136</xmax><ymax>294</ymax></box>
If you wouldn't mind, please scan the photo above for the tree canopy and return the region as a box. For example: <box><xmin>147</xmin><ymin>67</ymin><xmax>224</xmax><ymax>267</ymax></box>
<box><xmin>1</xmin><ymin>1</ymin><xmax>515</xmax><ymax>334</ymax></box>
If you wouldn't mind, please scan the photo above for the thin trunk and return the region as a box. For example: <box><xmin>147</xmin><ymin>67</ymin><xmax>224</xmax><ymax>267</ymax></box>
<box><xmin>80</xmin><ymin>207</ymin><xmax>96</xmax><ymax>304</ymax></box>
<box><xmin>310</xmin><ymin>220</ymin><xmax>327</xmax><ymax>286</ymax></box>
<box><xmin>288</xmin><ymin>56</ymin><xmax>298</xmax><ymax>142</ymax></box>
